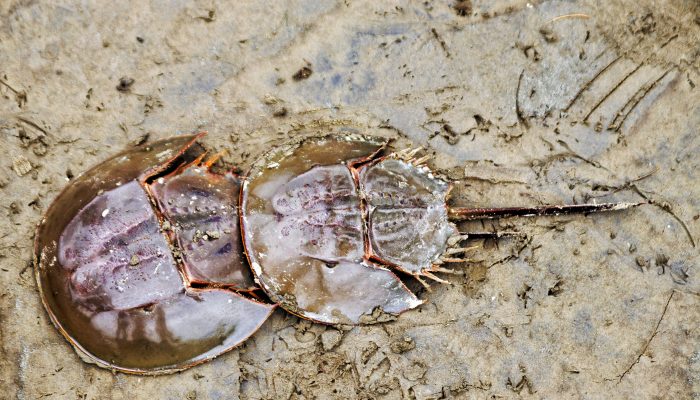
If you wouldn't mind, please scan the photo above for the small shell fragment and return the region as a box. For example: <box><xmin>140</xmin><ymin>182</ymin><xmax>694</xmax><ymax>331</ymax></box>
<box><xmin>12</xmin><ymin>155</ymin><xmax>33</xmax><ymax>176</ymax></box>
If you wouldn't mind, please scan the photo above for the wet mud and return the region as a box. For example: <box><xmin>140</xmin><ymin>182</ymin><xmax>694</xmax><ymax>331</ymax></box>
<box><xmin>1</xmin><ymin>0</ymin><xmax>698</xmax><ymax>398</ymax></box>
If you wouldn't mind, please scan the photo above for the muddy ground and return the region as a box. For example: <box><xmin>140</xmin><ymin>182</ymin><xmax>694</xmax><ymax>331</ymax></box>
<box><xmin>1</xmin><ymin>1</ymin><xmax>699</xmax><ymax>399</ymax></box>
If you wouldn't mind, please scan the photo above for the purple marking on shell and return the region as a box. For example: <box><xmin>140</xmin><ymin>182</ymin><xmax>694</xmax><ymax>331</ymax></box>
<box><xmin>59</xmin><ymin>181</ymin><xmax>183</xmax><ymax>311</ymax></box>
<box><xmin>271</xmin><ymin>165</ymin><xmax>364</xmax><ymax>262</ymax></box>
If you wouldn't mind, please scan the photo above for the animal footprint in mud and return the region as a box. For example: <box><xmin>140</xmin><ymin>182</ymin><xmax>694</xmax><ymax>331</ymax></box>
<box><xmin>35</xmin><ymin>133</ymin><xmax>643</xmax><ymax>373</ymax></box>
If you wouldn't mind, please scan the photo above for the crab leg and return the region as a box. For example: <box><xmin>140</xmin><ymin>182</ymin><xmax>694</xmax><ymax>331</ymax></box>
<box><xmin>411</xmin><ymin>155</ymin><xmax>431</xmax><ymax>166</ymax></box>
<box><xmin>439</xmin><ymin>255</ymin><xmax>478</xmax><ymax>263</ymax></box>
<box><xmin>447</xmin><ymin>201</ymin><xmax>645</xmax><ymax>221</ymax></box>
<box><xmin>431</xmin><ymin>266</ymin><xmax>463</xmax><ymax>274</ymax></box>
<box><xmin>445</xmin><ymin>246</ymin><xmax>480</xmax><ymax>255</ymax></box>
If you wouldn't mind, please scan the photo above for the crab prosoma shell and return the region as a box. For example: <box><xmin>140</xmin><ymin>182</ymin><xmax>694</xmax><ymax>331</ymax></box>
<box><xmin>34</xmin><ymin>134</ymin><xmax>273</xmax><ymax>374</ymax></box>
<box><xmin>240</xmin><ymin>135</ymin><xmax>455</xmax><ymax>325</ymax></box>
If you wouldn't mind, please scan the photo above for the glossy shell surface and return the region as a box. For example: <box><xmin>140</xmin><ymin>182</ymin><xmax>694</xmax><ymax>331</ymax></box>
<box><xmin>241</xmin><ymin>135</ymin><xmax>455</xmax><ymax>325</ymax></box>
<box><xmin>34</xmin><ymin>134</ymin><xmax>273</xmax><ymax>374</ymax></box>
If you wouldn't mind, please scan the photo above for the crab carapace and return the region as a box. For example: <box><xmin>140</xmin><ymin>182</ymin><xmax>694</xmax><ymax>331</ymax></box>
<box><xmin>34</xmin><ymin>134</ymin><xmax>274</xmax><ymax>374</ymax></box>
<box><xmin>240</xmin><ymin>134</ymin><xmax>642</xmax><ymax>325</ymax></box>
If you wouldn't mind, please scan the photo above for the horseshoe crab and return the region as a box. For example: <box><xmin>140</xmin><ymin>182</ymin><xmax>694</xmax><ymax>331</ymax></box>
<box><xmin>35</xmin><ymin>132</ymin><xmax>641</xmax><ymax>373</ymax></box>
<box><xmin>34</xmin><ymin>133</ymin><xmax>274</xmax><ymax>374</ymax></box>
<box><xmin>240</xmin><ymin>134</ymin><xmax>642</xmax><ymax>325</ymax></box>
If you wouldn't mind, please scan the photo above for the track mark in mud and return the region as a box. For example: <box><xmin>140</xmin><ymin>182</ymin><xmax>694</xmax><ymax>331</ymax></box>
<box><xmin>516</xmin><ymin>70</ymin><xmax>529</xmax><ymax>129</ymax></box>
<box><xmin>292</xmin><ymin>65</ymin><xmax>313</xmax><ymax>81</ymax></box>
<box><xmin>588</xmin><ymin>174</ymin><xmax>695</xmax><ymax>248</ymax></box>
<box><xmin>507</xmin><ymin>365</ymin><xmax>535</xmax><ymax>394</ymax></box>
<box><xmin>488</xmin><ymin>236</ymin><xmax>532</xmax><ymax>269</ymax></box>
<box><xmin>531</xmin><ymin>144</ymin><xmax>608</xmax><ymax>179</ymax></box>
<box><xmin>16</xmin><ymin>116</ymin><xmax>49</xmax><ymax>136</ymax></box>
<box><xmin>582</xmin><ymin>62</ymin><xmax>645</xmax><ymax>123</ymax></box>
<box><xmin>430</xmin><ymin>28</ymin><xmax>451</xmax><ymax>58</ymax></box>
<box><xmin>608</xmin><ymin>67</ymin><xmax>675</xmax><ymax>132</ymax></box>
<box><xmin>0</xmin><ymin>77</ymin><xmax>27</xmax><ymax>108</ymax></box>
<box><xmin>555</xmin><ymin>139</ymin><xmax>606</xmax><ymax>170</ymax></box>
<box><xmin>617</xmin><ymin>291</ymin><xmax>674</xmax><ymax>383</ymax></box>
<box><xmin>564</xmin><ymin>55</ymin><xmax>623</xmax><ymax>112</ymax></box>
<box><xmin>650</xmin><ymin>200</ymin><xmax>696</xmax><ymax>248</ymax></box>
<box><xmin>564</xmin><ymin>27</ymin><xmax>682</xmax><ymax>129</ymax></box>
<box><xmin>545</xmin><ymin>13</ymin><xmax>591</xmax><ymax>24</ymax></box>
<box><xmin>452</xmin><ymin>0</ymin><xmax>472</xmax><ymax>17</ymax></box>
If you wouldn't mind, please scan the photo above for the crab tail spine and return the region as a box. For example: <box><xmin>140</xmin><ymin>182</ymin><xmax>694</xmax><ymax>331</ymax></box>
<box><xmin>447</xmin><ymin>201</ymin><xmax>647</xmax><ymax>221</ymax></box>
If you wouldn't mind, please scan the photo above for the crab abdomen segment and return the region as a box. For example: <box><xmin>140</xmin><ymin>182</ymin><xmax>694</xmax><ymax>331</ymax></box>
<box><xmin>149</xmin><ymin>165</ymin><xmax>254</xmax><ymax>288</ymax></box>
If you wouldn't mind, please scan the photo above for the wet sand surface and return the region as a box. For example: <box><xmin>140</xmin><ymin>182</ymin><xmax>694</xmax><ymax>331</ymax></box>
<box><xmin>1</xmin><ymin>1</ymin><xmax>698</xmax><ymax>398</ymax></box>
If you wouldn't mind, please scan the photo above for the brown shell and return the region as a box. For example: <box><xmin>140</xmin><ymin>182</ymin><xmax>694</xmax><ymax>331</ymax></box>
<box><xmin>34</xmin><ymin>134</ymin><xmax>274</xmax><ymax>374</ymax></box>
